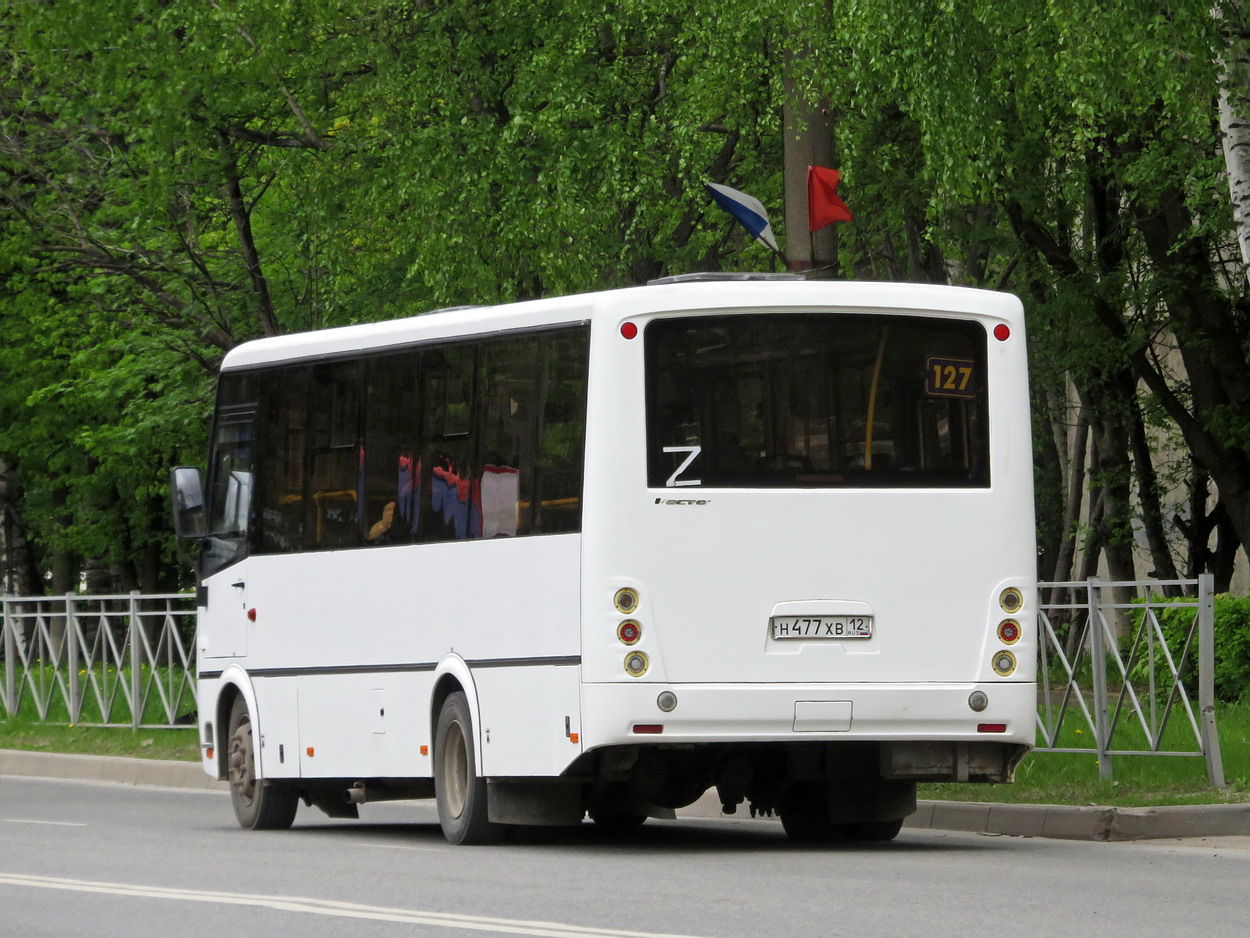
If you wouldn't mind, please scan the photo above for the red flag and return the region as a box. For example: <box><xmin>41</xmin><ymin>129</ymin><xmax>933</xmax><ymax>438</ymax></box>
<box><xmin>807</xmin><ymin>165</ymin><xmax>853</xmax><ymax>231</ymax></box>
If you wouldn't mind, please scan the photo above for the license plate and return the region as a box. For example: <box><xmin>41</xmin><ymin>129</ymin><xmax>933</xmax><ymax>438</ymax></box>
<box><xmin>771</xmin><ymin>615</ymin><xmax>873</xmax><ymax>640</ymax></box>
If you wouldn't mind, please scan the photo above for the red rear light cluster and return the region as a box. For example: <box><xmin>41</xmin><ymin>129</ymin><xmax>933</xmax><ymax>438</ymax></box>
<box><xmin>991</xmin><ymin>588</ymin><xmax>1024</xmax><ymax>676</ymax></box>
<box><xmin>615</xmin><ymin>588</ymin><xmax>648</xmax><ymax>676</ymax></box>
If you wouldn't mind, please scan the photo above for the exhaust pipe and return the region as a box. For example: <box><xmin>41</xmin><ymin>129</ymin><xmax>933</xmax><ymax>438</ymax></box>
<box><xmin>345</xmin><ymin>785</ymin><xmax>368</xmax><ymax>805</ymax></box>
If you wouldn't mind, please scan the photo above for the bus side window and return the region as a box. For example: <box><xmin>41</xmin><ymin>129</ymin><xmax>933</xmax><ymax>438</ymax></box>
<box><xmin>419</xmin><ymin>345</ymin><xmax>476</xmax><ymax>541</ymax></box>
<box><xmin>533</xmin><ymin>329</ymin><xmax>588</xmax><ymax>534</ymax></box>
<box><xmin>307</xmin><ymin>362</ymin><xmax>362</xmax><ymax>549</ymax></box>
<box><xmin>363</xmin><ymin>352</ymin><xmax>420</xmax><ymax>545</ymax></box>
<box><xmin>257</xmin><ymin>367</ymin><xmax>308</xmax><ymax>554</ymax></box>
<box><xmin>475</xmin><ymin>336</ymin><xmax>539</xmax><ymax>538</ymax></box>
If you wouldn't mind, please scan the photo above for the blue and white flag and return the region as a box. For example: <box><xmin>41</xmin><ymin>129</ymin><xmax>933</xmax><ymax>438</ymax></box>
<box><xmin>704</xmin><ymin>182</ymin><xmax>779</xmax><ymax>253</ymax></box>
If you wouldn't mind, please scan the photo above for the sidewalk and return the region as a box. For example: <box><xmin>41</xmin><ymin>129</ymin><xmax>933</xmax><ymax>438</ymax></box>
<box><xmin>4</xmin><ymin>747</ymin><xmax>1247</xmax><ymax>842</ymax></box>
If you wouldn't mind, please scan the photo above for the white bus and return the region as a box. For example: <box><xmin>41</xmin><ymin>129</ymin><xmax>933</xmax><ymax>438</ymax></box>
<box><xmin>172</xmin><ymin>274</ymin><xmax>1036</xmax><ymax>844</ymax></box>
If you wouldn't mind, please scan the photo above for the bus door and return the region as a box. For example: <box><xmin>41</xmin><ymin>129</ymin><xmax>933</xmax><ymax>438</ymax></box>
<box><xmin>200</xmin><ymin>404</ymin><xmax>257</xmax><ymax>659</ymax></box>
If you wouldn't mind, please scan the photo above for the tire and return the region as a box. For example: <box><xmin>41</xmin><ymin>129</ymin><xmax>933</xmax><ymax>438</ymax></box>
<box><xmin>226</xmin><ymin>696</ymin><xmax>298</xmax><ymax>830</ymax></box>
<box><xmin>434</xmin><ymin>692</ymin><xmax>502</xmax><ymax>845</ymax></box>
<box><xmin>779</xmin><ymin>784</ymin><xmax>847</xmax><ymax>845</ymax></box>
<box><xmin>846</xmin><ymin>818</ymin><xmax>904</xmax><ymax>842</ymax></box>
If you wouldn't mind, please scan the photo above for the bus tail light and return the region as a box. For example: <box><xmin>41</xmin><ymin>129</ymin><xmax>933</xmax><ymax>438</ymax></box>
<box><xmin>997</xmin><ymin>619</ymin><xmax>1021</xmax><ymax>644</ymax></box>
<box><xmin>624</xmin><ymin>651</ymin><xmax>649</xmax><ymax>677</ymax></box>
<box><xmin>992</xmin><ymin>651</ymin><xmax>1017</xmax><ymax>676</ymax></box>
<box><xmin>999</xmin><ymin>588</ymin><xmax>1023</xmax><ymax>614</ymax></box>
<box><xmin>618</xmin><ymin>620</ymin><xmax>641</xmax><ymax>645</ymax></box>
<box><xmin>977</xmin><ymin>723</ymin><xmax>1007</xmax><ymax>733</ymax></box>
<box><xmin>614</xmin><ymin>588</ymin><xmax>640</xmax><ymax>614</ymax></box>
<box><xmin>632</xmin><ymin>724</ymin><xmax>663</xmax><ymax>734</ymax></box>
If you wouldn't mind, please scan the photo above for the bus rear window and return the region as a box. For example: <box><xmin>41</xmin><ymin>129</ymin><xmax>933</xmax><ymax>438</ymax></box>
<box><xmin>645</xmin><ymin>313</ymin><xmax>989</xmax><ymax>489</ymax></box>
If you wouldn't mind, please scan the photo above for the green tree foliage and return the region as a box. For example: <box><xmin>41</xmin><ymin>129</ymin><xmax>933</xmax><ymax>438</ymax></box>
<box><xmin>1</xmin><ymin>0</ymin><xmax>1249</xmax><ymax>591</ymax></box>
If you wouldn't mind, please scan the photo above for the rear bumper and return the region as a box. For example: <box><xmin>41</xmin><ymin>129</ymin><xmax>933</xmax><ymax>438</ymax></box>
<box><xmin>580</xmin><ymin>680</ymin><xmax>1035</xmax><ymax>749</ymax></box>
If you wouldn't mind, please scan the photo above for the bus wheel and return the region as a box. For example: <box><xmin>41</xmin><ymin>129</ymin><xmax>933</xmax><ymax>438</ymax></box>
<box><xmin>434</xmin><ymin>692</ymin><xmax>502</xmax><ymax>845</ymax></box>
<box><xmin>846</xmin><ymin>818</ymin><xmax>904</xmax><ymax>842</ymax></box>
<box><xmin>226</xmin><ymin>696</ymin><xmax>298</xmax><ymax>830</ymax></box>
<box><xmin>779</xmin><ymin>785</ymin><xmax>846</xmax><ymax>845</ymax></box>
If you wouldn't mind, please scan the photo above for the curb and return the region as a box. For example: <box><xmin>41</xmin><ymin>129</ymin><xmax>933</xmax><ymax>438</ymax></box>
<box><xmin>4</xmin><ymin>749</ymin><xmax>1246</xmax><ymax>841</ymax></box>
<box><xmin>661</xmin><ymin>790</ymin><xmax>1250</xmax><ymax>842</ymax></box>
<box><xmin>0</xmin><ymin>748</ymin><xmax>227</xmax><ymax>792</ymax></box>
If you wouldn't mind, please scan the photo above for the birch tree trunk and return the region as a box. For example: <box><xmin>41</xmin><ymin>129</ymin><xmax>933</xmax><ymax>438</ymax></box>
<box><xmin>1217</xmin><ymin>1</ymin><xmax>1250</xmax><ymax>287</ymax></box>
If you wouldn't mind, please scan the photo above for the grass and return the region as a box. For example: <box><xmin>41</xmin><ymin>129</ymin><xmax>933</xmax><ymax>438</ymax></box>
<box><xmin>0</xmin><ymin>711</ymin><xmax>199</xmax><ymax>761</ymax></box>
<box><xmin>0</xmin><ymin>661</ymin><xmax>199</xmax><ymax>761</ymax></box>
<box><xmin>919</xmin><ymin>697</ymin><xmax>1250</xmax><ymax>807</ymax></box>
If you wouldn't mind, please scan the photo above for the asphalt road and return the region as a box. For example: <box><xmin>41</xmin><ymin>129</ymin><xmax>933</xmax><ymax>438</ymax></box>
<box><xmin>3</xmin><ymin>776</ymin><xmax>1249</xmax><ymax>938</ymax></box>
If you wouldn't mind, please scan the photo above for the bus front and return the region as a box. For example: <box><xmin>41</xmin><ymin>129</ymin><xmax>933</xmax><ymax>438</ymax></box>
<box><xmin>577</xmin><ymin>278</ymin><xmax>1035</xmax><ymax>841</ymax></box>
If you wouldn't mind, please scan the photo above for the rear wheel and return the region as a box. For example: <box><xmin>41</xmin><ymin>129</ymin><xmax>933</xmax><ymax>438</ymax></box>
<box><xmin>846</xmin><ymin>818</ymin><xmax>904</xmax><ymax>842</ymax></box>
<box><xmin>779</xmin><ymin>784</ymin><xmax>846</xmax><ymax>845</ymax></box>
<box><xmin>226</xmin><ymin>696</ymin><xmax>298</xmax><ymax>830</ymax></box>
<box><xmin>434</xmin><ymin>692</ymin><xmax>503</xmax><ymax>845</ymax></box>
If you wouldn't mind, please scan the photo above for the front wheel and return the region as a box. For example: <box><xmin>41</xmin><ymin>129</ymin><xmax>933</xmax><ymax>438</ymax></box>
<box><xmin>226</xmin><ymin>696</ymin><xmax>298</xmax><ymax>830</ymax></box>
<box><xmin>434</xmin><ymin>692</ymin><xmax>503</xmax><ymax>845</ymax></box>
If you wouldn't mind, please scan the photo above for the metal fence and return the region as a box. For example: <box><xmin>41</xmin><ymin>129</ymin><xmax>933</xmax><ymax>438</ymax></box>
<box><xmin>2</xmin><ymin>592</ymin><xmax>197</xmax><ymax>728</ymax></box>
<box><xmin>0</xmin><ymin>578</ymin><xmax>1228</xmax><ymax>787</ymax></box>
<box><xmin>1036</xmin><ymin>575</ymin><xmax>1223</xmax><ymax>787</ymax></box>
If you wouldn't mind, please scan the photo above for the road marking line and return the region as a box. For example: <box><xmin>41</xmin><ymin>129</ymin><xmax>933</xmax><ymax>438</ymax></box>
<box><xmin>348</xmin><ymin>841</ymin><xmax>445</xmax><ymax>852</ymax></box>
<box><xmin>0</xmin><ymin>873</ymin><xmax>706</xmax><ymax>938</ymax></box>
<box><xmin>2</xmin><ymin>819</ymin><xmax>87</xmax><ymax>827</ymax></box>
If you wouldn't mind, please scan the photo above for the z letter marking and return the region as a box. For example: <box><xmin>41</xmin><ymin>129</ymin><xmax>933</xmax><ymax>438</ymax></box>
<box><xmin>663</xmin><ymin>445</ymin><xmax>702</xmax><ymax>487</ymax></box>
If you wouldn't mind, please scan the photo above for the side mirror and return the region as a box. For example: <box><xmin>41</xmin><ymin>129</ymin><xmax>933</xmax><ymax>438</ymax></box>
<box><xmin>171</xmin><ymin>466</ymin><xmax>206</xmax><ymax>539</ymax></box>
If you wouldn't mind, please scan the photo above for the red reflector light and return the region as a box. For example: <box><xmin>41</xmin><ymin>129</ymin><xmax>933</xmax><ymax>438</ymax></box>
<box><xmin>977</xmin><ymin>723</ymin><xmax>1007</xmax><ymax>733</ymax></box>
<box><xmin>632</xmin><ymin>724</ymin><xmax>663</xmax><ymax>734</ymax></box>
<box><xmin>993</xmin><ymin>324</ymin><xmax>1010</xmax><ymax>341</ymax></box>
<box><xmin>621</xmin><ymin>322</ymin><xmax>638</xmax><ymax>340</ymax></box>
